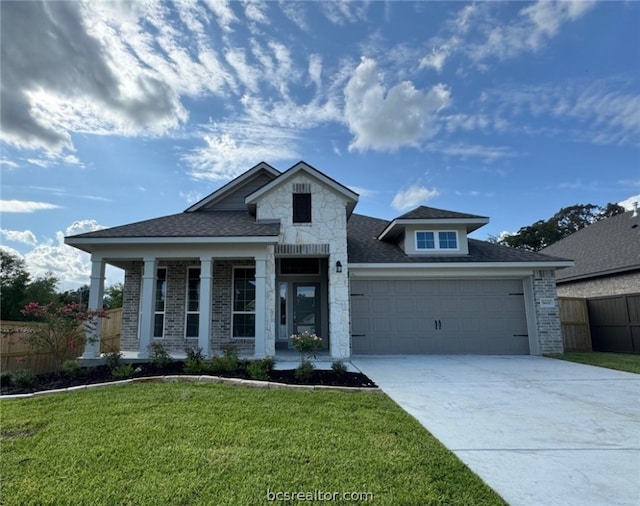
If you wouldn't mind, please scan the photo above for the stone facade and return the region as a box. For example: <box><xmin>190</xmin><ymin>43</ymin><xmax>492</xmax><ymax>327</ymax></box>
<box><xmin>532</xmin><ymin>269</ymin><xmax>564</xmax><ymax>354</ymax></box>
<box><xmin>256</xmin><ymin>173</ymin><xmax>351</xmax><ymax>358</ymax></box>
<box><xmin>556</xmin><ymin>271</ymin><xmax>640</xmax><ymax>298</ymax></box>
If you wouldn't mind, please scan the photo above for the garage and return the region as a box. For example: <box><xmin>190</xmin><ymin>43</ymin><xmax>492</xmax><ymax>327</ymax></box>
<box><xmin>350</xmin><ymin>279</ymin><xmax>530</xmax><ymax>354</ymax></box>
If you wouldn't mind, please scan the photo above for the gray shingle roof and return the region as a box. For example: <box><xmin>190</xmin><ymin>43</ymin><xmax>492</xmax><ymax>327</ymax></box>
<box><xmin>540</xmin><ymin>210</ymin><xmax>640</xmax><ymax>282</ymax></box>
<box><xmin>69</xmin><ymin>211</ymin><xmax>280</xmax><ymax>239</ymax></box>
<box><xmin>348</xmin><ymin>214</ymin><xmax>570</xmax><ymax>264</ymax></box>
<box><xmin>396</xmin><ymin>206</ymin><xmax>488</xmax><ymax>220</ymax></box>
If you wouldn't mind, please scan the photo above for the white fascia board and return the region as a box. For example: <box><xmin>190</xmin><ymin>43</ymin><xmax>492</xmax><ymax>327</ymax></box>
<box><xmin>185</xmin><ymin>162</ymin><xmax>280</xmax><ymax>212</ymax></box>
<box><xmin>348</xmin><ymin>261</ymin><xmax>574</xmax><ymax>278</ymax></box>
<box><xmin>65</xmin><ymin>236</ymin><xmax>278</xmax><ymax>253</ymax></box>
<box><xmin>245</xmin><ymin>162</ymin><xmax>359</xmax><ymax>205</ymax></box>
<box><xmin>378</xmin><ymin>218</ymin><xmax>489</xmax><ymax>240</ymax></box>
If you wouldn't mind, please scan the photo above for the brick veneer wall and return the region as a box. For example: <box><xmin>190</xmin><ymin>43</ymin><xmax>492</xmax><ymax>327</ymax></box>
<box><xmin>556</xmin><ymin>271</ymin><xmax>640</xmax><ymax>298</ymax></box>
<box><xmin>119</xmin><ymin>259</ymin><xmax>256</xmax><ymax>355</ymax></box>
<box><xmin>120</xmin><ymin>262</ymin><xmax>142</xmax><ymax>352</ymax></box>
<box><xmin>533</xmin><ymin>269</ymin><xmax>564</xmax><ymax>354</ymax></box>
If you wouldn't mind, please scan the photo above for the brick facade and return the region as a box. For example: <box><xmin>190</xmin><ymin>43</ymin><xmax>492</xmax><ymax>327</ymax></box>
<box><xmin>532</xmin><ymin>269</ymin><xmax>564</xmax><ymax>354</ymax></box>
<box><xmin>120</xmin><ymin>259</ymin><xmax>257</xmax><ymax>355</ymax></box>
<box><xmin>556</xmin><ymin>271</ymin><xmax>640</xmax><ymax>298</ymax></box>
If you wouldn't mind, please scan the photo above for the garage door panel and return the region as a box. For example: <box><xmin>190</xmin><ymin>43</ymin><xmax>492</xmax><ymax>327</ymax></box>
<box><xmin>351</xmin><ymin>279</ymin><xmax>529</xmax><ymax>355</ymax></box>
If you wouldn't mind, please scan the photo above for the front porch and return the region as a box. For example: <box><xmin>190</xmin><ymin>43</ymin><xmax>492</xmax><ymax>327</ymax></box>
<box><xmin>81</xmin><ymin>247</ymin><xmax>351</xmax><ymax>361</ymax></box>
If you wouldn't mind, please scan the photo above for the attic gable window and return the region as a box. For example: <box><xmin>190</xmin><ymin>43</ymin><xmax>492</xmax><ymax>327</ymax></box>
<box><xmin>293</xmin><ymin>193</ymin><xmax>312</xmax><ymax>223</ymax></box>
<box><xmin>416</xmin><ymin>231</ymin><xmax>458</xmax><ymax>251</ymax></box>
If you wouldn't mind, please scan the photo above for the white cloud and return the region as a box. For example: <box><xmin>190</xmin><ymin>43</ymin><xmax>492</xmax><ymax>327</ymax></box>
<box><xmin>391</xmin><ymin>185</ymin><xmax>440</xmax><ymax>211</ymax></box>
<box><xmin>279</xmin><ymin>1</ymin><xmax>308</xmax><ymax>31</ymax></box>
<box><xmin>0</xmin><ymin>229</ymin><xmax>37</xmax><ymax>246</ymax></box>
<box><xmin>242</xmin><ymin>1</ymin><xmax>269</xmax><ymax>25</ymax></box>
<box><xmin>492</xmin><ymin>78</ymin><xmax>640</xmax><ymax>146</ymax></box>
<box><xmin>183</xmin><ymin>124</ymin><xmax>300</xmax><ymax>181</ymax></box>
<box><xmin>346</xmin><ymin>186</ymin><xmax>378</xmax><ymax>198</ymax></box>
<box><xmin>321</xmin><ymin>1</ymin><xmax>369</xmax><ymax>25</ymax></box>
<box><xmin>22</xmin><ymin>220</ymin><xmax>120</xmax><ymax>291</ymax></box>
<box><xmin>426</xmin><ymin>142</ymin><xmax>517</xmax><ymax>162</ymax></box>
<box><xmin>308</xmin><ymin>54</ymin><xmax>323</xmax><ymax>89</ymax></box>
<box><xmin>202</xmin><ymin>0</ymin><xmax>239</xmax><ymax>32</ymax></box>
<box><xmin>344</xmin><ymin>57</ymin><xmax>451</xmax><ymax>152</ymax></box>
<box><xmin>619</xmin><ymin>194</ymin><xmax>640</xmax><ymax>212</ymax></box>
<box><xmin>467</xmin><ymin>1</ymin><xmax>596</xmax><ymax>63</ymax></box>
<box><xmin>0</xmin><ymin>200</ymin><xmax>61</xmax><ymax>213</ymax></box>
<box><xmin>179</xmin><ymin>191</ymin><xmax>205</xmax><ymax>204</ymax></box>
<box><xmin>0</xmin><ymin>1</ymin><xmax>188</xmax><ymax>154</ymax></box>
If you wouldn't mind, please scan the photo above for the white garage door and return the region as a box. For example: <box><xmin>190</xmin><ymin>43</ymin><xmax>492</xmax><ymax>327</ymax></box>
<box><xmin>350</xmin><ymin>279</ymin><xmax>529</xmax><ymax>354</ymax></box>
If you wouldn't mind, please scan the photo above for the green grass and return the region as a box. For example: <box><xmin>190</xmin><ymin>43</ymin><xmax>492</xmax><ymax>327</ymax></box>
<box><xmin>550</xmin><ymin>352</ymin><xmax>640</xmax><ymax>374</ymax></box>
<box><xmin>1</xmin><ymin>383</ymin><xmax>504</xmax><ymax>506</ymax></box>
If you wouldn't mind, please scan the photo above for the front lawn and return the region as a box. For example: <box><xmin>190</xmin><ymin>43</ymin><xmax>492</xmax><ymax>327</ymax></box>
<box><xmin>1</xmin><ymin>383</ymin><xmax>504</xmax><ymax>506</ymax></box>
<box><xmin>550</xmin><ymin>352</ymin><xmax>640</xmax><ymax>374</ymax></box>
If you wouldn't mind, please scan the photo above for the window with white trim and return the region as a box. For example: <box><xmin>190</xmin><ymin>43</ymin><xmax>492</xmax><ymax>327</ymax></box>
<box><xmin>415</xmin><ymin>231</ymin><xmax>458</xmax><ymax>251</ymax></box>
<box><xmin>232</xmin><ymin>267</ymin><xmax>256</xmax><ymax>338</ymax></box>
<box><xmin>153</xmin><ymin>268</ymin><xmax>167</xmax><ymax>338</ymax></box>
<box><xmin>185</xmin><ymin>267</ymin><xmax>200</xmax><ymax>338</ymax></box>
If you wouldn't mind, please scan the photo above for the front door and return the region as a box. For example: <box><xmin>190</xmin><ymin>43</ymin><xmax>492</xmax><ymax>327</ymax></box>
<box><xmin>293</xmin><ymin>283</ymin><xmax>320</xmax><ymax>337</ymax></box>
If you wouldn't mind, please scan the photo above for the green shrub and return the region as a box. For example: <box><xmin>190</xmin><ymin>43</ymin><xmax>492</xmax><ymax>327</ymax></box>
<box><xmin>111</xmin><ymin>364</ymin><xmax>135</xmax><ymax>379</ymax></box>
<box><xmin>331</xmin><ymin>360</ymin><xmax>348</xmax><ymax>376</ymax></box>
<box><xmin>105</xmin><ymin>350</ymin><xmax>123</xmax><ymax>371</ymax></box>
<box><xmin>149</xmin><ymin>342</ymin><xmax>172</xmax><ymax>369</ymax></box>
<box><xmin>183</xmin><ymin>347</ymin><xmax>205</xmax><ymax>374</ymax></box>
<box><xmin>247</xmin><ymin>357</ymin><xmax>276</xmax><ymax>381</ymax></box>
<box><xmin>294</xmin><ymin>360</ymin><xmax>315</xmax><ymax>383</ymax></box>
<box><xmin>61</xmin><ymin>359</ymin><xmax>84</xmax><ymax>379</ymax></box>
<box><xmin>0</xmin><ymin>371</ymin><xmax>13</xmax><ymax>387</ymax></box>
<box><xmin>13</xmin><ymin>369</ymin><xmax>36</xmax><ymax>389</ymax></box>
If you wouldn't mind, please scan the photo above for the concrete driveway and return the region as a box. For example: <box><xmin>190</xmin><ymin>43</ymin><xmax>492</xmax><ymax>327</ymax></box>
<box><xmin>352</xmin><ymin>355</ymin><xmax>640</xmax><ymax>506</ymax></box>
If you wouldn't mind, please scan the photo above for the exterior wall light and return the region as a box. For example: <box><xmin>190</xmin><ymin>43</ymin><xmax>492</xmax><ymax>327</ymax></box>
<box><xmin>336</xmin><ymin>261</ymin><xmax>343</xmax><ymax>273</ymax></box>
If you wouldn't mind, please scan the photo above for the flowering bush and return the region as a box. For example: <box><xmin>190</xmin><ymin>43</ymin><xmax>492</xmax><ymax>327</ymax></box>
<box><xmin>20</xmin><ymin>302</ymin><xmax>108</xmax><ymax>370</ymax></box>
<box><xmin>290</xmin><ymin>331</ymin><xmax>323</xmax><ymax>363</ymax></box>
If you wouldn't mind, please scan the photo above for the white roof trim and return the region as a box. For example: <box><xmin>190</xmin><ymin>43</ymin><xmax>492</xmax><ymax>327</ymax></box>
<box><xmin>185</xmin><ymin>162</ymin><xmax>280</xmax><ymax>212</ymax></box>
<box><xmin>348</xmin><ymin>261</ymin><xmax>574</xmax><ymax>270</ymax></box>
<box><xmin>245</xmin><ymin>161</ymin><xmax>359</xmax><ymax>205</ymax></box>
<box><xmin>378</xmin><ymin>217</ymin><xmax>489</xmax><ymax>240</ymax></box>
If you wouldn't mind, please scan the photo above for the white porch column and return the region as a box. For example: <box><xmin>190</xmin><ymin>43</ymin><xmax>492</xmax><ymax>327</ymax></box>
<box><xmin>82</xmin><ymin>258</ymin><xmax>106</xmax><ymax>358</ymax></box>
<box><xmin>199</xmin><ymin>258</ymin><xmax>213</xmax><ymax>358</ymax></box>
<box><xmin>254</xmin><ymin>258</ymin><xmax>267</xmax><ymax>358</ymax></box>
<box><xmin>138</xmin><ymin>257</ymin><xmax>157</xmax><ymax>359</ymax></box>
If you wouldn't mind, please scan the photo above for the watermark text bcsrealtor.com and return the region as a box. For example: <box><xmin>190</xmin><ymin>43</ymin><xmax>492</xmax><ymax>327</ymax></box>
<box><xmin>266</xmin><ymin>489</ymin><xmax>374</xmax><ymax>502</ymax></box>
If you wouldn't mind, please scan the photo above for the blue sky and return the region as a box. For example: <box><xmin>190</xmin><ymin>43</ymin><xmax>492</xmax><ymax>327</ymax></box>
<box><xmin>1</xmin><ymin>0</ymin><xmax>639</xmax><ymax>290</ymax></box>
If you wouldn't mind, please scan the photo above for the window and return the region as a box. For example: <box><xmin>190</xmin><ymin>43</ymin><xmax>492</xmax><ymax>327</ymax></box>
<box><xmin>438</xmin><ymin>231</ymin><xmax>458</xmax><ymax>249</ymax></box>
<box><xmin>154</xmin><ymin>268</ymin><xmax>167</xmax><ymax>338</ymax></box>
<box><xmin>416</xmin><ymin>231</ymin><xmax>435</xmax><ymax>250</ymax></box>
<box><xmin>185</xmin><ymin>267</ymin><xmax>200</xmax><ymax>338</ymax></box>
<box><xmin>232</xmin><ymin>267</ymin><xmax>256</xmax><ymax>338</ymax></box>
<box><xmin>280</xmin><ymin>258</ymin><xmax>320</xmax><ymax>275</ymax></box>
<box><xmin>415</xmin><ymin>231</ymin><xmax>458</xmax><ymax>251</ymax></box>
<box><xmin>293</xmin><ymin>193</ymin><xmax>312</xmax><ymax>223</ymax></box>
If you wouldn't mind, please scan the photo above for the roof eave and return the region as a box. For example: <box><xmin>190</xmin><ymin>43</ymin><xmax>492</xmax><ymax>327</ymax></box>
<box><xmin>348</xmin><ymin>260</ymin><xmax>575</xmax><ymax>270</ymax></box>
<box><xmin>377</xmin><ymin>217</ymin><xmax>490</xmax><ymax>241</ymax></box>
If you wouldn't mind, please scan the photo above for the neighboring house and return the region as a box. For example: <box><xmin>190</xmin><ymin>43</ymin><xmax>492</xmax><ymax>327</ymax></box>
<box><xmin>541</xmin><ymin>208</ymin><xmax>640</xmax><ymax>354</ymax></box>
<box><xmin>65</xmin><ymin>161</ymin><xmax>572</xmax><ymax>359</ymax></box>
<box><xmin>541</xmin><ymin>208</ymin><xmax>640</xmax><ymax>298</ymax></box>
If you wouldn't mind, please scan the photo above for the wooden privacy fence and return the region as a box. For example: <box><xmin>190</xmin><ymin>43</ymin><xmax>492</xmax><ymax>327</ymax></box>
<box><xmin>558</xmin><ymin>297</ymin><xmax>592</xmax><ymax>352</ymax></box>
<box><xmin>0</xmin><ymin>308</ymin><xmax>122</xmax><ymax>374</ymax></box>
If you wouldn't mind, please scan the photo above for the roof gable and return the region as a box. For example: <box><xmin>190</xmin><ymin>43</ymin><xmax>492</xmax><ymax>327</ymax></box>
<box><xmin>245</xmin><ymin>161</ymin><xmax>359</xmax><ymax>216</ymax></box>
<box><xmin>348</xmin><ymin>214</ymin><xmax>571</xmax><ymax>266</ymax></box>
<box><xmin>378</xmin><ymin>206</ymin><xmax>489</xmax><ymax>242</ymax></box>
<box><xmin>185</xmin><ymin>161</ymin><xmax>280</xmax><ymax>212</ymax></box>
<box><xmin>541</xmin><ymin>210</ymin><xmax>640</xmax><ymax>282</ymax></box>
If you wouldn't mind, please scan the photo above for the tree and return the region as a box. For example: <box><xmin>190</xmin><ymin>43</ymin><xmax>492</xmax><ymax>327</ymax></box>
<box><xmin>103</xmin><ymin>282</ymin><xmax>123</xmax><ymax>309</ymax></box>
<box><xmin>499</xmin><ymin>202</ymin><xmax>626</xmax><ymax>251</ymax></box>
<box><xmin>1</xmin><ymin>250</ymin><xmax>59</xmax><ymax>320</ymax></box>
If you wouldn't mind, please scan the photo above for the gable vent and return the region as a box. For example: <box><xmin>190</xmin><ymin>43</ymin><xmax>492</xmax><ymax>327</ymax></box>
<box><xmin>293</xmin><ymin>183</ymin><xmax>311</xmax><ymax>193</ymax></box>
<box><xmin>275</xmin><ymin>244</ymin><xmax>329</xmax><ymax>256</ymax></box>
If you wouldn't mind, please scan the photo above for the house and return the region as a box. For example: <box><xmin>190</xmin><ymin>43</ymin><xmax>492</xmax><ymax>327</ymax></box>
<box><xmin>541</xmin><ymin>208</ymin><xmax>640</xmax><ymax>298</ymax></box>
<box><xmin>65</xmin><ymin>161</ymin><xmax>572</xmax><ymax>359</ymax></box>
<box><xmin>541</xmin><ymin>208</ymin><xmax>640</xmax><ymax>354</ymax></box>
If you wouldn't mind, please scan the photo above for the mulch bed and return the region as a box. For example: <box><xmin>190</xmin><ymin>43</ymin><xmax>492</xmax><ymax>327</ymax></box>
<box><xmin>1</xmin><ymin>361</ymin><xmax>377</xmax><ymax>395</ymax></box>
